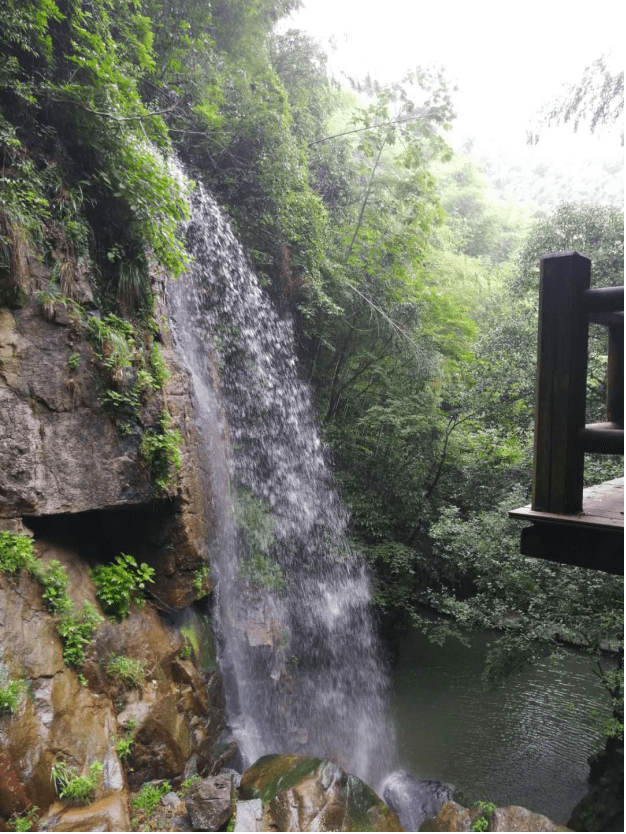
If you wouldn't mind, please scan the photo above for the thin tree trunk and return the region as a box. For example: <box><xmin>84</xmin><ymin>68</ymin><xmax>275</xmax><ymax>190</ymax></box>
<box><xmin>344</xmin><ymin>138</ymin><xmax>386</xmax><ymax>264</ymax></box>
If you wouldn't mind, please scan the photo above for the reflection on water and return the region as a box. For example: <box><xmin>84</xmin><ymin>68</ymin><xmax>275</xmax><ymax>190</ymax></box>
<box><xmin>391</xmin><ymin>627</ymin><xmax>613</xmax><ymax>823</ymax></box>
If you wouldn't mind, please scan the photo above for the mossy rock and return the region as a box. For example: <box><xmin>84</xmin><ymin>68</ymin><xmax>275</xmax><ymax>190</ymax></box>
<box><xmin>345</xmin><ymin>773</ymin><xmax>399</xmax><ymax>831</ymax></box>
<box><xmin>239</xmin><ymin>754</ymin><xmax>322</xmax><ymax>804</ymax></box>
<box><xmin>239</xmin><ymin>754</ymin><xmax>403</xmax><ymax>832</ymax></box>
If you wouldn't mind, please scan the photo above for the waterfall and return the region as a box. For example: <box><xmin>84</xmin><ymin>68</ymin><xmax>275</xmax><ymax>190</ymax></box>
<box><xmin>167</xmin><ymin>181</ymin><xmax>396</xmax><ymax>787</ymax></box>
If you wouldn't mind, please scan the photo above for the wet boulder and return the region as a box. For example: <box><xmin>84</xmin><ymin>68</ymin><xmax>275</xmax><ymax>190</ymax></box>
<box><xmin>383</xmin><ymin>770</ymin><xmax>454</xmax><ymax>831</ymax></box>
<box><xmin>567</xmin><ymin>743</ymin><xmax>624</xmax><ymax>832</ymax></box>
<box><xmin>419</xmin><ymin>800</ymin><xmax>472</xmax><ymax>831</ymax></box>
<box><xmin>233</xmin><ymin>798</ymin><xmax>263</xmax><ymax>832</ymax></box>
<box><xmin>419</xmin><ymin>800</ymin><xmax>570</xmax><ymax>831</ymax></box>
<box><xmin>491</xmin><ymin>805</ymin><xmax>571</xmax><ymax>831</ymax></box>
<box><xmin>185</xmin><ymin>774</ymin><xmax>234</xmax><ymax>831</ymax></box>
<box><xmin>37</xmin><ymin>794</ymin><xmax>131</xmax><ymax>832</ymax></box>
<box><xmin>239</xmin><ymin>753</ymin><xmax>403</xmax><ymax>831</ymax></box>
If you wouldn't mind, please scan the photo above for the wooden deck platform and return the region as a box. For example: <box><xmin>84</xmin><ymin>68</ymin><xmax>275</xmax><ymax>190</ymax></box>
<box><xmin>510</xmin><ymin>477</ymin><xmax>624</xmax><ymax>531</ymax></box>
<box><xmin>509</xmin><ymin>478</ymin><xmax>624</xmax><ymax>575</ymax></box>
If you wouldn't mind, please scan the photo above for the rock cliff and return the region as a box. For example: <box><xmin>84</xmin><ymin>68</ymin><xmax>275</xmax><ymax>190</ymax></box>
<box><xmin>0</xmin><ymin>248</ymin><xmax>224</xmax><ymax>829</ymax></box>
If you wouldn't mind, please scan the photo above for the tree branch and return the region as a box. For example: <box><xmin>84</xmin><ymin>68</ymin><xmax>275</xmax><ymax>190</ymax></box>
<box><xmin>309</xmin><ymin>110</ymin><xmax>428</xmax><ymax>146</ymax></box>
<box><xmin>50</xmin><ymin>97</ymin><xmax>181</xmax><ymax>123</ymax></box>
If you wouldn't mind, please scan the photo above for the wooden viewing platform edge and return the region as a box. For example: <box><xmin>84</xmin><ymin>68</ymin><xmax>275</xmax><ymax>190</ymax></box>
<box><xmin>509</xmin><ymin>477</ymin><xmax>624</xmax><ymax>575</ymax></box>
<box><xmin>510</xmin><ymin>477</ymin><xmax>624</xmax><ymax>531</ymax></box>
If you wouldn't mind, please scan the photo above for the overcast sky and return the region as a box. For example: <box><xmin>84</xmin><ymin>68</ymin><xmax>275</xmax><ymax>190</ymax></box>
<box><xmin>281</xmin><ymin>0</ymin><xmax>624</xmax><ymax>156</ymax></box>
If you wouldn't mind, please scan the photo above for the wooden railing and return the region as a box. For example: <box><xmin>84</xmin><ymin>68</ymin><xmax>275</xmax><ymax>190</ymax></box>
<box><xmin>532</xmin><ymin>251</ymin><xmax>623</xmax><ymax>515</ymax></box>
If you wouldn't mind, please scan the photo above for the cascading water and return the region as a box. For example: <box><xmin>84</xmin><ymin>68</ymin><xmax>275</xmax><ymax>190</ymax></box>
<box><xmin>167</xmin><ymin>180</ymin><xmax>396</xmax><ymax>787</ymax></box>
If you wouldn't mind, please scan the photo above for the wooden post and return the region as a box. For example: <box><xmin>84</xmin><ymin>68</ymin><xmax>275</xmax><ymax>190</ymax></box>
<box><xmin>607</xmin><ymin>322</ymin><xmax>624</xmax><ymax>428</ymax></box>
<box><xmin>532</xmin><ymin>251</ymin><xmax>590</xmax><ymax>513</ymax></box>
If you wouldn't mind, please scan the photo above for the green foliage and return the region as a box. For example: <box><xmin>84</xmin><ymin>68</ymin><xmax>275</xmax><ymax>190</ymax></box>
<box><xmin>51</xmin><ymin>759</ymin><xmax>103</xmax><ymax>804</ymax></box>
<box><xmin>515</xmin><ymin>203</ymin><xmax>623</xmax><ymax>296</ymax></box>
<box><xmin>92</xmin><ymin>553</ymin><xmax>155</xmax><ymax>620</ymax></box>
<box><xmin>431</xmin><ymin>154</ymin><xmax>530</xmax><ymax>265</ymax></box>
<box><xmin>0</xmin><ymin>534</ymin><xmax>102</xmax><ymax>668</ymax></box>
<box><xmin>427</xmin><ymin>494</ymin><xmax>624</xmax><ymax>689</ymax></box>
<box><xmin>57</xmin><ymin>602</ymin><xmax>103</xmax><ymax>667</ymax></box>
<box><xmin>0</xmin><ymin>531</ymin><xmax>37</xmax><ymax>574</ymax></box>
<box><xmin>240</xmin><ymin>553</ymin><xmax>286</xmax><ymax>593</ymax></box>
<box><xmin>132</xmin><ymin>781</ymin><xmax>171</xmax><ymax>816</ymax></box>
<box><xmin>0</xmin><ymin>671</ymin><xmax>26</xmax><ymax>715</ymax></box>
<box><xmin>364</xmin><ymin>543</ymin><xmax>420</xmax><ymax>622</ymax></box>
<box><xmin>9</xmin><ymin>806</ymin><xmax>39</xmax><ymax>832</ymax></box>
<box><xmin>115</xmin><ymin>735</ymin><xmax>134</xmax><ymax>762</ymax></box>
<box><xmin>87</xmin><ymin>314</ymin><xmax>135</xmax><ymax>381</ymax></box>
<box><xmin>233</xmin><ymin>488</ymin><xmax>276</xmax><ymax>554</ymax></box>
<box><xmin>101</xmin><ymin>388</ymin><xmax>140</xmax><ymax>420</ymax></box>
<box><xmin>140</xmin><ymin>411</ymin><xmax>182</xmax><ymax>492</ymax></box>
<box><xmin>67</xmin><ymin>351</ymin><xmax>81</xmax><ymax>370</ymax></box>
<box><xmin>116</xmin><ymin>715</ymin><xmax>137</xmax><ymax>763</ymax></box>
<box><xmin>116</xmin><ymin>715</ymin><xmax>138</xmax><ymax>763</ymax></box>
<box><xmin>0</xmin><ymin>0</ymin><xmax>192</xmax><ymax>278</ymax></box>
<box><xmin>135</xmin><ymin>343</ymin><xmax>169</xmax><ymax>397</ymax></box>
<box><xmin>148</xmin><ymin>343</ymin><xmax>169</xmax><ymax>388</ymax></box>
<box><xmin>192</xmin><ymin>566</ymin><xmax>211</xmax><ymax>600</ymax></box>
<box><xmin>107</xmin><ymin>653</ymin><xmax>147</xmax><ymax>689</ymax></box>
<box><xmin>469</xmin><ymin>801</ymin><xmax>496</xmax><ymax>831</ymax></box>
<box><xmin>179</xmin><ymin>626</ymin><xmax>201</xmax><ymax>662</ymax></box>
<box><xmin>37</xmin><ymin>558</ymin><xmax>73</xmax><ymax>615</ymax></box>
<box><xmin>85</xmin><ymin>312</ymin><xmax>173</xmax><ymax>448</ymax></box>
<box><xmin>2</xmin><ymin>0</ymin><xmax>622</xmax><ymax>749</ymax></box>
<box><xmin>178</xmin><ymin>644</ymin><xmax>192</xmax><ymax>661</ymax></box>
<box><xmin>479</xmin><ymin>146</ymin><xmax>623</xmax><ymax>212</ymax></box>
<box><xmin>179</xmin><ymin>776</ymin><xmax>200</xmax><ymax>796</ymax></box>
<box><xmin>35</xmin><ymin>285</ymin><xmax>84</xmax><ymax>322</ymax></box>
<box><xmin>233</xmin><ymin>488</ymin><xmax>285</xmax><ymax>591</ymax></box>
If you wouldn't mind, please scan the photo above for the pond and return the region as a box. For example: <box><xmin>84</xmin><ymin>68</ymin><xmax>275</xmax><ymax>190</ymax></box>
<box><xmin>390</xmin><ymin>626</ymin><xmax>613</xmax><ymax>825</ymax></box>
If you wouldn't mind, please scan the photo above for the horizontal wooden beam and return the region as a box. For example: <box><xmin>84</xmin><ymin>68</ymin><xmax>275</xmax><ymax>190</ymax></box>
<box><xmin>588</xmin><ymin>311</ymin><xmax>624</xmax><ymax>326</ymax></box>
<box><xmin>520</xmin><ymin>524</ymin><xmax>623</xmax><ymax>575</ymax></box>
<box><xmin>578</xmin><ymin>423</ymin><xmax>624</xmax><ymax>454</ymax></box>
<box><xmin>582</xmin><ymin>286</ymin><xmax>624</xmax><ymax>313</ymax></box>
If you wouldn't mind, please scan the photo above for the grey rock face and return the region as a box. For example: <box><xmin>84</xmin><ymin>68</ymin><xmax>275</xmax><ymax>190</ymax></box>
<box><xmin>0</xmin><ymin>305</ymin><xmax>153</xmax><ymax>518</ymax></box>
<box><xmin>383</xmin><ymin>770</ymin><xmax>454</xmax><ymax>831</ymax></box>
<box><xmin>233</xmin><ymin>799</ymin><xmax>263</xmax><ymax>832</ymax></box>
<box><xmin>185</xmin><ymin>775</ymin><xmax>233</xmax><ymax>831</ymax></box>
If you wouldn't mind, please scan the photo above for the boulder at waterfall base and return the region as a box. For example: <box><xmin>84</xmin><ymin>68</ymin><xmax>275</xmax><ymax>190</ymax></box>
<box><xmin>383</xmin><ymin>770</ymin><xmax>455</xmax><ymax>831</ymax></box>
<box><xmin>239</xmin><ymin>753</ymin><xmax>403</xmax><ymax>831</ymax></box>
<box><xmin>185</xmin><ymin>774</ymin><xmax>234</xmax><ymax>831</ymax></box>
<box><xmin>419</xmin><ymin>800</ymin><xmax>570</xmax><ymax>831</ymax></box>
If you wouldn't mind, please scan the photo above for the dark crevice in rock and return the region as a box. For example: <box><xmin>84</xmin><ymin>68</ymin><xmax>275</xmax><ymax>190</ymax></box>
<box><xmin>23</xmin><ymin>503</ymin><xmax>178</xmax><ymax>569</ymax></box>
<box><xmin>22</xmin><ymin>499</ymin><xmax>210</xmax><ymax>611</ymax></box>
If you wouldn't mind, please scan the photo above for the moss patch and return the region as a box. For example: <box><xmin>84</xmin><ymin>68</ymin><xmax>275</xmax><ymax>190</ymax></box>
<box><xmin>344</xmin><ymin>774</ymin><xmax>403</xmax><ymax>832</ymax></box>
<box><xmin>239</xmin><ymin>755</ymin><xmax>321</xmax><ymax>805</ymax></box>
<box><xmin>179</xmin><ymin>613</ymin><xmax>216</xmax><ymax>672</ymax></box>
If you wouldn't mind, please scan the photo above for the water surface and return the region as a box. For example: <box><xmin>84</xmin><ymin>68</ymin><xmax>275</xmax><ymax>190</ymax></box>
<box><xmin>391</xmin><ymin>627</ymin><xmax>612</xmax><ymax>824</ymax></box>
